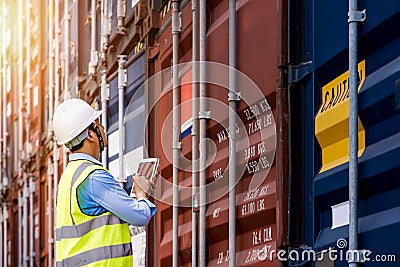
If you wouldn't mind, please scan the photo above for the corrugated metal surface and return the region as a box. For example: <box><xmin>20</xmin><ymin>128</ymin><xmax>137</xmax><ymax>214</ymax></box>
<box><xmin>298</xmin><ymin>0</ymin><xmax>400</xmax><ymax>265</ymax></box>
<box><xmin>150</xmin><ymin>0</ymin><xmax>286</xmax><ymax>266</ymax></box>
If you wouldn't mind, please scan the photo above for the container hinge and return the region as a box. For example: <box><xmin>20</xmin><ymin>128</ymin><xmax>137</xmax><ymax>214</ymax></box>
<box><xmin>192</xmin><ymin>193</ymin><xmax>199</xmax><ymax>212</ymax></box>
<box><xmin>172</xmin><ymin>142</ymin><xmax>182</xmax><ymax>150</ymax></box>
<box><xmin>228</xmin><ymin>91</ymin><xmax>242</xmax><ymax>102</ymax></box>
<box><xmin>199</xmin><ymin>111</ymin><xmax>211</xmax><ymax>120</ymax></box>
<box><xmin>348</xmin><ymin>10</ymin><xmax>366</xmax><ymax>23</ymax></box>
<box><xmin>288</xmin><ymin>61</ymin><xmax>313</xmax><ymax>83</ymax></box>
<box><xmin>347</xmin><ymin>249</ymin><xmax>369</xmax><ymax>263</ymax></box>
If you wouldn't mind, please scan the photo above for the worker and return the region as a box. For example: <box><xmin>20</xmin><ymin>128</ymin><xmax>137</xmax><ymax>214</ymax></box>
<box><xmin>53</xmin><ymin>98</ymin><xmax>156</xmax><ymax>266</ymax></box>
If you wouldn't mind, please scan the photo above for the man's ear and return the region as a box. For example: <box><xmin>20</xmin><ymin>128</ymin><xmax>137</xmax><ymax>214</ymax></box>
<box><xmin>86</xmin><ymin>129</ymin><xmax>96</xmax><ymax>142</ymax></box>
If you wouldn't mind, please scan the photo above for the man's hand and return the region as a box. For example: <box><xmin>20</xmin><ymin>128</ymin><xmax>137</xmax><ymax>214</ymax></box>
<box><xmin>133</xmin><ymin>174</ymin><xmax>155</xmax><ymax>199</ymax></box>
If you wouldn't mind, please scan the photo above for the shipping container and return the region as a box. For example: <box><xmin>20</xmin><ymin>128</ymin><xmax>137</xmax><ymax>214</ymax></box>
<box><xmin>289</xmin><ymin>0</ymin><xmax>400</xmax><ymax>266</ymax></box>
<box><xmin>148</xmin><ymin>0</ymin><xmax>288</xmax><ymax>266</ymax></box>
<box><xmin>3</xmin><ymin>1</ymin><xmax>399</xmax><ymax>267</ymax></box>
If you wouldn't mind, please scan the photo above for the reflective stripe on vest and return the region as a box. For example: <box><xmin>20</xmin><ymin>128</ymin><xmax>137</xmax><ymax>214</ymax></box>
<box><xmin>55</xmin><ymin>214</ymin><xmax>122</xmax><ymax>241</ymax></box>
<box><xmin>56</xmin><ymin>160</ymin><xmax>133</xmax><ymax>267</ymax></box>
<box><xmin>55</xmin><ymin>243</ymin><xmax>132</xmax><ymax>267</ymax></box>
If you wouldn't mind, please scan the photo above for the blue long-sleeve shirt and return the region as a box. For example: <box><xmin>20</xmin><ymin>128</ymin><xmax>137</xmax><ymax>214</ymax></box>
<box><xmin>70</xmin><ymin>153</ymin><xmax>156</xmax><ymax>226</ymax></box>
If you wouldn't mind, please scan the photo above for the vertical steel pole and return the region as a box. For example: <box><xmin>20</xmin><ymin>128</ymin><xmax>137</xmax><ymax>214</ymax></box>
<box><xmin>18</xmin><ymin>0</ymin><xmax>28</xmax><ymax>265</ymax></box>
<box><xmin>52</xmin><ymin>144</ymin><xmax>58</xmax><ymax>267</ymax></box>
<box><xmin>54</xmin><ymin>0</ymin><xmax>61</xmax><ymax>264</ymax></box>
<box><xmin>18</xmin><ymin>193</ymin><xmax>22</xmax><ymax>266</ymax></box>
<box><xmin>3</xmin><ymin>206</ymin><xmax>6</xmax><ymax>267</ymax></box>
<box><xmin>48</xmin><ymin>1</ymin><xmax>54</xmax><ymax>266</ymax></box>
<box><xmin>0</xmin><ymin>14</ymin><xmax>2</xmax><ymax>263</ymax></box>
<box><xmin>191</xmin><ymin>0</ymin><xmax>199</xmax><ymax>266</ymax></box>
<box><xmin>0</xmin><ymin>0</ymin><xmax>2</xmax><ymax>204</ymax></box>
<box><xmin>1</xmin><ymin>9</ymin><xmax>7</xmax><ymax>264</ymax></box>
<box><xmin>29</xmin><ymin>176</ymin><xmax>34</xmax><ymax>267</ymax></box>
<box><xmin>348</xmin><ymin>0</ymin><xmax>363</xmax><ymax>266</ymax></box>
<box><xmin>101</xmin><ymin>70</ymin><xmax>109</xmax><ymax>167</ymax></box>
<box><xmin>48</xmin><ymin>0</ymin><xmax>54</xmax><ymax>139</ymax></box>
<box><xmin>100</xmin><ymin>0</ymin><xmax>111</xmax><ymax>63</ymax></box>
<box><xmin>63</xmin><ymin>0</ymin><xmax>70</xmax><ymax>170</ymax></box>
<box><xmin>116</xmin><ymin>0</ymin><xmax>126</xmax><ymax>30</ymax></box>
<box><xmin>17</xmin><ymin>0</ymin><xmax>24</xmax><ymax>261</ymax></box>
<box><xmin>17</xmin><ymin>0</ymin><xmax>23</xmax><ymax>179</ymax></box>
<box><xmin>0</xmin><ymin>205</ymin><xmax>3</xmax><ymax>267</ymax></box>
<box><xmin>117</xmin><ymin>55</ymin><xmax>127</xmax><ymax>185</ymax></box>
<box><xmin>89</xmin><ymin>0</ymin><xmax>98</xmax><ymax>76</ymax></box>
<box><xmin>47</xmin><ymin>159</ymin><xmax>53</xmax><ymax>267</ymax></box>
<box><xmin>26</xmin><ymin>0</ymin><xmax>31</xmax><ymax>150</ymax></box>
<box><xmin>101</xmin><ymin>0</ymin><xmax>110</xmax><ymax>167</ymax></box>
<box><xmin>228</xmin><ymin>0</ymin><xmax>237</xmax><ymax>266</ymax></box>
<box><xmin>172</xmin><ymin>1</ymin><xmax>180</xmax><ymax>266</ymax></box>
<box><xmin>23</xmin><ymin>176</ymin><xmax>28</xmax><ymax>267</ymax></box>
<box><xmin>0</xmin><ymin>18</ymin><xmax>3</xmax><ymax>267</ymax></box>
<box><xmin>199</xmin><ymin>0</ymin><xmax>207</xmax><ymax>265</ymax></box>
<box><xmin>54</xmin><ymin>0</ymin><xmax>60</xmax><ymax>108</ymax></box>
<box><xmin>25</xmin><ymin>1</ymin><xmax>34</xmax><ymax>265</ymax></box>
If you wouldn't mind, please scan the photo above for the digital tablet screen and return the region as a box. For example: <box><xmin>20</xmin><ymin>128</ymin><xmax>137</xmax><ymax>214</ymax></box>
<box><xmin>137</xmin><ymin>159</ymin><xmax>159</xmax><ymax>182</ymax></box>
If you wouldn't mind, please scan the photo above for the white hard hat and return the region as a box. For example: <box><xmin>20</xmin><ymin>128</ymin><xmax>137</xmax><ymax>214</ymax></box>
<box><xmin>53</xmin><ymin>98</ymin><xmax>104</xmax><ymax>146</ymax></box>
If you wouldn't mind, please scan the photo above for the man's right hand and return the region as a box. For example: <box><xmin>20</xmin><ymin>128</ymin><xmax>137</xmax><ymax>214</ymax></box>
<box><xmin>133</xmin><ymin>174</ymin><xmax>155</xmax><ymax>199</ymax></box>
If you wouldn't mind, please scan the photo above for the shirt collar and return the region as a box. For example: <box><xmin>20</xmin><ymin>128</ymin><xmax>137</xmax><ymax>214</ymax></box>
<box><xmin>69</xmin><ymin>153</ymin><xmax>103</xmax><ymax>166</ymax></box>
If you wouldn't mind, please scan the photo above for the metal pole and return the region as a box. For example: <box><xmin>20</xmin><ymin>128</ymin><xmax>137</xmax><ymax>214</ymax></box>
<box><xmin>48</xmin><ymin>0</ymin><xmax>54</xmax><ymax>138</ymax></box>
<box><xmin>101</xmin><ymin>70</ymin><xmax>109</xmax><ymax>167</ymax></box>
<box><xmin>25</xmin><ymin>1</ymin><xmax>34</xmax><ymax>265</ymax></box>
<box><xmin>1</xmin><ymin>6</ymin><xmax>7</xmax><ymax>208</ymax></box>
<box><xmin>18</xmin><ymin>193</ymin><xmax>22</xmax><ymax>266</ymax></box>
<box><xmin>47</xmin><ymin>1</ymin><xmax>54</xmax><ymax>266</ymax></box>
<box><xmin>171</xmin><ymin>1</ymin><xmax>180</xmax><ymax>267</ymax></box>
<box><xmin>228</xmin><ymin>0</ymin><xmax>237</xmax><ymax>266</ymax></box>
<box><xmin>63</xmin><ymin>0</ymin><xmax>70</xmax><ymax>170</ymax></box>
<box><xmin>199</xmin><ymin>0</ymin><xmax>207</xmax><ymax>265</ymax></box>
<box><xmin>191</xmin><ymin>0</ymin><xmax>199</xmax><ymax>266</ymax></box>
<box><xmin>0</xmin><ymin>19</ymin><xmax>3</xmax><ymax>265</ymax></box>
<box><xmin>89</xmin><ymin>0</ymin><xmax>98</xmax><ymax>76</ymax></box>
<box><xmin>100</xmin><ymin>0</ymin><xmax>110</xmax><ymax>167</ymax></box>
<box><xmin>0</xmin><ymin>0</ymin><xmax>3</xmax><ymax>202</ymax></box>
<box><xmin>117</xmin><ymin>55</ymin><xmax>127</xmax><ymax>185</ymax></box>
<box><xmin>26</xmin><ymin>0</ymin><xmax>32</xmax><ymax>160</ymax></box>
<box><xmin>100</xmin><ymin>0</ymin><xmax>111</xmax><ymax>63</ymax></box>
<box><xmin>24</xmin><ymin>0</ymin><xmax>34</xmax><ymax>267</ymax></box>
<box><xmin>1</xmin><ymin>62</ymin><xmax>6</xmax><ymax>193</ymax></box>
<box><xmin>29</xmin><ymin>176</ymin><xmax>34</xmax><ymax>267</ymax></box>
<box><xmin>17</xmin><ymin>0</ymin><xmax>23</xmax><ymax>180</ymax></box>
<box><xmin>0</xmin><ymin>205</ymin><xmax>3</xmax><ymax>267</ymax></box>
<box><xmin>54</xmin><ymin>0</ymin><xmax>60</xmax><ymax>108</ymax></box>
<box><xmin>17</xmin><ymin>0</ymin><xmax>28</xmax><ymax>265</ymax></box>
<box><xmin>116</xmin><ymin>0</ymin><xmax>126</xmax><ymax>31</ymax></box>
<box><xmin>54</xmin><ymin>0</ymin><xmax>60</xmax><ymax>264</ymax></box>
<box><xmin>52</xmin><ymin>143</ymin><xmax>58</xmax><ymax>267</ymax></box>
<box><xmin>17</xmin><ymin>0</ymin><xmax>24</xmax><ymax>263</ymax></box>
<box><xmin>47</xmin><ymin>159</ymin><xmax>53</xmax><ymax>267</ymax></box>
<box><xmin>23</xmin><ymin>176</ymin><xmax>28</xmax><ymax>267</ymax></box>
<box><xmin>3</xmin><ymin>206</ymin><xmax>7</xmax><ymax>267</ymax></box>
<box><xmin>1</xmin><ymin>14</ymin><xmax>7</xmax><ymax>264</ymax></box>
<box><xmin>348</xmin><ymin>1</ymin><xmax>364</xmax><ymax>266</ymax></box>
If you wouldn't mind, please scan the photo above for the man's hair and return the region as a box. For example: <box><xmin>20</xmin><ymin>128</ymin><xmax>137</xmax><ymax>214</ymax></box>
<box><xmin>69</xmin><ymin>139</ymin><xmax>85</xmax><ymax>152</ymax></box>
<box><xmin>69</xmin><ymin>123</ymin><xmax>97</xmax><ymax>152</ymax></box>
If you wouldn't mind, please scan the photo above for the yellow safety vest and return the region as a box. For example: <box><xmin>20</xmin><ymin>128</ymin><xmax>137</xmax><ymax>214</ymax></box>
<box><xmin>56</xmin><ymin>159</ymin><xmax>133</xmax><ymax>267</ymax></box>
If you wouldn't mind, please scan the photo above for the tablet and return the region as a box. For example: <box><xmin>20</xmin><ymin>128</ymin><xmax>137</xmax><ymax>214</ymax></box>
<box><xmin>136</xmin><ymin>158</ymin><xmax>159</xmax><ymax>183</ymax></box>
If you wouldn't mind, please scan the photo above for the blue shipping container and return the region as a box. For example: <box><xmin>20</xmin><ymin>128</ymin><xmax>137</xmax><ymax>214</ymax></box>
<box><xmin>292</xmin><ymin>0</ymin><xmax>400</xmax><ymax>266</ymax></box>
